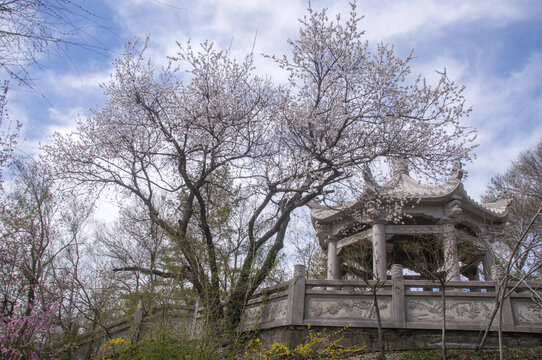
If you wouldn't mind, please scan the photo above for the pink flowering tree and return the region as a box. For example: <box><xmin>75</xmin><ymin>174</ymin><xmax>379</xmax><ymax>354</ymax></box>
<box><xmin>0</xmin><ymin>160</ymin><xmax>72</xmax><ymax>359</ymax></box>
<box><xmin>0</xmin><ymin>292</ymin><xmax>65</xmax><ymax>360</ymax></box>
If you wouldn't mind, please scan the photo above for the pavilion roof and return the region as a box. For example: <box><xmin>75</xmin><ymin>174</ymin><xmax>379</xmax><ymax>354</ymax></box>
<box><xmin>309</xmin><ymin>165</ymin><xmax>511</xmax><ymax>224</ymax></box>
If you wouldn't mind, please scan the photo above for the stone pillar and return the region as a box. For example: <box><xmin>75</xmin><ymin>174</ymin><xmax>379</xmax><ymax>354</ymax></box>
<box><xmin>327</xmin><ymin>240</ymin><xmax>340</xmax><ymax>280</ymax></box>
<box><xmin>468</xmin><ymin>270</ymin><xmax>480</xmax><ymax>281</ymax></box>
<box><xmin>468</xmin><ymin>269</ymin><xmax>481</xmax><ymax>292</ymax></box>
<box><xmin>482</xmin><ymin>250</ymin><xmax>496</xmax><ymax>280</ymax></box>
<box><xmin>287</xmin><ymin>264</ymin><xmax>306</xmax><ymax>325</ymax></box>
<box><xmin>491</xmin><ymin>264</ymin><xmax>504</xmax><ymax>282</ymax></box>
<box><xmin>372</xmin><ymin>223</ymin><xmax>387</xmax><ymax>280</ymax></box>
<box><xmin>391</xmin><ymin>264</ymin><xmax>406</xmax><ymax>326</ymax></box>
<box><xmin>491</xmin><ymin>264</ymin><xmax>515</xmax><ymax>329</ymax></box>
<box><xmin>130</xmin><ymin>299</ymin><xmax>145</xmax><ymax>340</ymax></box>
<box><xmin>443</xmin><ymin>223</ymin><xmax>460</xmax><ymax>281</ymax></box>
<box><xmin>191</xmin><ymin>298</ymin><xmax>200</xmax><ymax>337</ymax></box>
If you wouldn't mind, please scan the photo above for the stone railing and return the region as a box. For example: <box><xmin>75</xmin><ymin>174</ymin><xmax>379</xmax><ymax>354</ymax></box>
<box><xmin>75</xmin><ymin>265</ymin><xmax>542</xmax><ymax>357</ymax></box>
<box><xmin>243</xmin><ymin>264</ymin><xmax>542</xmax><ymax>333</ymax></box>
<box><xmin>75</xmin><ymin>304</ymin><xmax>196</xmax><ymax>358</ymax></box>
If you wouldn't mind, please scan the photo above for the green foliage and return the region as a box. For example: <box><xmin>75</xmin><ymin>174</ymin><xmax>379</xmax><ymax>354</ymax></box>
<box><xmin>95</xmin><ymin>331</ymin><xmax>229</xmax><ymax>360</ymax></box>
<box><xmin>244</xmin><ymin>324</ymin><xmax>365</xmax><ymax>359</ymax></box>
<box><xmin>400</xmin><ymin>235</ymin><xmax>445</xmax><ymax>281</ymax></box>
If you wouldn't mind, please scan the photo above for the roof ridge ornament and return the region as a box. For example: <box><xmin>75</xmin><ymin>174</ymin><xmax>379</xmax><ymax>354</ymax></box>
<box><xmin>362</xmin><ymin>163</ymin><xmax>379</xmax><ymax>193</ymax></box>
<box><xmin>453</xmin><ymin>160</ymin><xmax>465</xmax><ymax>180</ymax></box>
<box><xmin>391</xmin><ymin>157</ymin><xmax>409</xmax><ymax>176</ymax></box>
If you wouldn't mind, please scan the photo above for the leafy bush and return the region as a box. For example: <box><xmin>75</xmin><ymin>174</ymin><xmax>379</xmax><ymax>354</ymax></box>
<box><xmin>244</xmin><ymin>324</ymin><xmax>365</xmax><ymax>359</ymax></box>
<box><xmin>95</xmin><ymin>331</ymin><xmax>228</xmax><ymax>360</ymax></box>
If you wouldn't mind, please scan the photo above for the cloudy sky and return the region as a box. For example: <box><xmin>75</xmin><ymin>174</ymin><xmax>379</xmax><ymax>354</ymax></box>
<box><xmin>6</xmin><ymin>0</ymin><xmax>542</xmax><ymax>202</ymax></box>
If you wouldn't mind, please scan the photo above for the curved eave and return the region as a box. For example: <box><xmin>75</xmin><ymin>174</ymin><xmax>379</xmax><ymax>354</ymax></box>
<box><xmin>456</xmin><ymin>186</ymin><xmax>511</xmax><ymax>221</ymax></box>
<box><xmin>309</xmin><ymin>173</ymin><xmax>462</xmax><ymax>223</ymax></box>
<box><xmin>308</xmin><ymin>173</ymin><xmax>511</xmax><ymax>224</ymax></box>
<box><xmin>308</xmin><ymin>200</ymin><xmax>359</xmax><ymax>224</ymax></box>
<box><xmin>381</xmin><ymin>172</ymin><xmax>462</xmax><ymax>201</ymax></box>
<box><xmin>399</xmin><ymin>182</ymin><xmax>510</xmax><ymax>221</ymax></box>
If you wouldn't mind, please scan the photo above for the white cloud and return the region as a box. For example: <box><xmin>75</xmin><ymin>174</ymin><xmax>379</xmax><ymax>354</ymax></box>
<box><xmin>461</xmin><ymin>52</ymin><xmax>542</xmax><ymax>200</ymax></box>
<box><xmin>15</xmin><ymin>106</ymin><xmax>88</xmax><ymax>157</ymax></box>
<box><xmin>46</xmin><ymin>107</ymin><xmax>87</xmax><ymax>135</ymax></box>
<box><xmin>360</xmin><ymin>0</ymin><xmax>527</xmax><ymax>41</ymax></box>
<box><xmin>98</xmin><ymin>0</ymin><xmax>536</xmax><ymax>87</ymax></box>
<box><xmin>108</xmin><ymin>0</ymin><xmax>306</xmax><ymax>59</ymax></box>
<box><xmin>54</xmin><ymin>70</ymin><xmax>112</xmax><ymax>93</ymax></box>
<box><xmin>411</xmin><ymin>55</ymin><xmax>469</xmax><ymax>84</ymax></box>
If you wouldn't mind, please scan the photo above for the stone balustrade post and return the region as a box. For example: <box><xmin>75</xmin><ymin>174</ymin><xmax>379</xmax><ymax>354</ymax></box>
<box><xmin>287</xmin><ymin>264</ymin><xmax>306</xmax><ymax>326</ymax></box>
<box><xmin>491</xmin><ymin>264</ymin><xmax>504</xmax><ymax>283</ymax></box>
<box><xmin>491</xmin><ymin>264</ymin><xmax>515</xmax><ymax>329</ymax></box>
<box><xmin>129</xmin><ymin>299</ymin><xmax>145</xmax><ymax>340</ymax></box>
<box><xmin>391</xmin><ymin>264</ymin><xmax>406</xmax><ymax>326</ymax></box>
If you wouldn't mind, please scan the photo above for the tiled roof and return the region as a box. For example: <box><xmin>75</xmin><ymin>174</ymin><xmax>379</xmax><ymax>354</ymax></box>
<box><xmin>309</xmin><ymin>170</ymin><xmax>510</xmax><ymax>223</ymax></box>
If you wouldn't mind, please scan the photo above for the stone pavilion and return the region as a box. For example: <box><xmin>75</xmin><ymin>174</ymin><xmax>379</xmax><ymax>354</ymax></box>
<box><xmin>308</xmin><ymin>160</ymin><xmax>511</xmax><ymax>282</ymax></box>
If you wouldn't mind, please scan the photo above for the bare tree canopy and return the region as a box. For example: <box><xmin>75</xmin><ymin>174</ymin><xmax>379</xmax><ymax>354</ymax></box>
<box><xmin>0</xmin><ymin>83</ymin><xmax>20</xmax><ymax>190</ymax></box>
<box><xmin>476</xmin><ymin>142</ymin><xmax>542</xmax><ymax>359</ymax></box>
<box><xmin>484</xmin><ymin>141</ymin><xmax>542</xmax><ymax>278</ymax></box>
<box><xmin>44</xmin><ymin>4</ymin><xmax>476</xmax><ymax>332</ymax></box>
<box><xmin>0</xmin><ymin>0</ymin><xmax>106</xmax><ymax>87</ymax></box>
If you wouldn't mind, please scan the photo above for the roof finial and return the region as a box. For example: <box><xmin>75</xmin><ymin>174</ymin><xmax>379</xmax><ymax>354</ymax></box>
<box><xmin>391</xmin><ymin>157</ymin><xmax>409</xmax><ymax>175</ymax></box>
<box><xmin>453</xmin><ymin>160</ymin><xmax>464</xmax><ymax>180</ymax></box>
<box><xmin>362</xmin><ymin>163</ymin><xmax>378</xmax><ymax>191</ymax></box>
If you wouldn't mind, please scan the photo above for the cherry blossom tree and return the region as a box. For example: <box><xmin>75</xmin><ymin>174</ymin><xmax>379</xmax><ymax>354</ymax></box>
<box><xmin>44</xmin><ymin>4</ymin><xmax>476</xmax><ymax>333</ymax></box>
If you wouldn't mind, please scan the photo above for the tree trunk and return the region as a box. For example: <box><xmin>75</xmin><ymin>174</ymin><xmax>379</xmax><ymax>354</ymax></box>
<box><xmin>441</xmin><ymin>285</ymin><xmax>447</xmax><ymax>360</ymax></box>
<box><xmin>84</xmin><ymin>309</ymin><xmax>99</xmax><ymax>360</ymax></box>
<box><xmin>476</xmin><ymin>293</ymin><xmax>500</xmax><ymax>350</ymax></box>
<box><xmin>498</xmin><ymin>290</ymin><xmax>504</xmax><ymax>360</ymax></box>
<box><xmin>25</xmin><ymin>284</ymin><xmax>35</xmax><ymax>316</ymax></box>
<box><xmin>372</xmin><ymin>289</ymin><xmax>386</xmax><ymax>360</ymax></box>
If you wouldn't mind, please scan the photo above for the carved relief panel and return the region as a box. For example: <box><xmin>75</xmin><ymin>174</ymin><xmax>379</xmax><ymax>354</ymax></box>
<box><xmin>513</xmin><ymin>300</ymin><xmax>542</xmax><ymax>325</ymax></box>
<box><xmin>243</xmin><ymin>299</ymin><xmax>288</xmax><ymax>329</ymax></box>
<box><xmin>406</xmin><ymin>297</ymin><xmax>494</xmax><ymax>323</ymax></box>
<box><xmin>306</xmin><ymin>296</ymin><xmax>392</xmax><ymax>321</ymax></box>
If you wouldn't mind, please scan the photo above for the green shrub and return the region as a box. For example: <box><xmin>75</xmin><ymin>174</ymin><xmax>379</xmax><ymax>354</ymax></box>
<box><xmin>95</xmin><ymin>330</ymin><xmax>229</xmax><ymax>360</ymax></box>
<box><xmin>244</xmin><ymin>324</ymin><xmax>365</xmax><ymax>359</ymax></box>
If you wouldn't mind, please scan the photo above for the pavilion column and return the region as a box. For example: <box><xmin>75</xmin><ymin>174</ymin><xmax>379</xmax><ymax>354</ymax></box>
<box><xmin>327</xmin><ymin>240</ymin><xmax>340</xmax><ymax>280</ymax></box>
<box><xmin>372</xmin><ymin>223</ymin><xmax>387</xmax><ymax>280</ymax></box>
<box><xmin>482</xmin><ymin>249</ymin><xmax>496</xmax><ymax>281</ymax></box>
<box><xmin>443</xmin><ymin>223</ymin><xmax>460</xmax><ymax>281</ymax></box>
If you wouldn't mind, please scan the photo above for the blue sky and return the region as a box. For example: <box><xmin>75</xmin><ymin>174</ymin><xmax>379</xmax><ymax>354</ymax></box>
<box><xmin>5</xmin><ymin>0</ymin><xmax>542</xmax><ymax>202</ymax></box>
